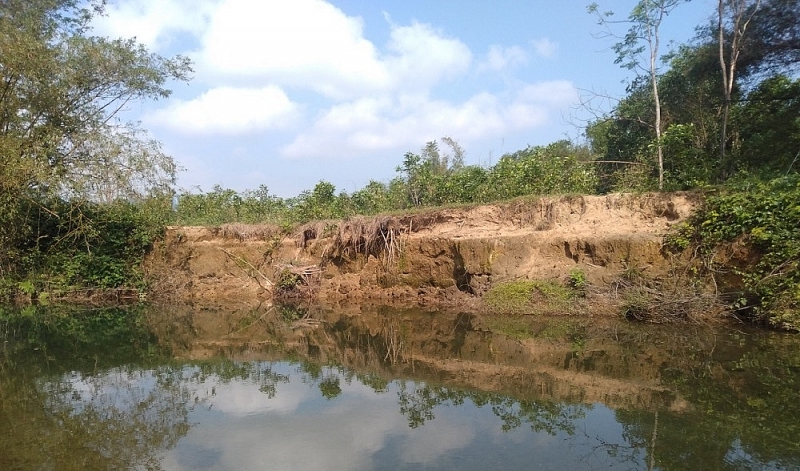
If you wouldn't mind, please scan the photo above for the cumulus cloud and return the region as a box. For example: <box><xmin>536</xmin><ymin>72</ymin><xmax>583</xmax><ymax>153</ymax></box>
<box><xmin>282</xmin><ymin>81</ymin><xmax>577</xmax><ymax>159</ymax></box>
<box><xmin>478</xmin><ymin>45</ymin><xmax>528</xmax><ymax>72</ymax></box>
<box><xmin>195</xmin><ymin>0</ymin><xmax>389</xmax><ymax>98</ymax></box>
<box><xmin>149</xmin><ymin>86</ymin><xmax>300</xmax><ymax>134</ymax></box>
<box><xmin>531</xmin><ymin>38</ymin><xmax>558</xmax><ymax>58</ymax></box>
<box><xmin>94</xmin><ymin>0</ymin><xmax>578</xmax><ymax>162</ymax></box>
<box><xmin>383</xmin><ymin>21</ymin><xmax>472</xmax><ymax>92</ymax></box>
<box><xmin>192</xmin><ymin>1</ymin><xmax>472</xmax><ymax>98</ymax></box>
<box><xmin>92</xmin><ymin>0</ymin><xmax>215</xmax><ymax>49</ymax></box>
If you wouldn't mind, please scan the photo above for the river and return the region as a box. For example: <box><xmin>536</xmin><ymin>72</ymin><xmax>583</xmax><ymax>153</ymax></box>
<box><xmin>1</xmin><ymin>304</ymin><xmax>798</xmax><ymax>470</ymax></box>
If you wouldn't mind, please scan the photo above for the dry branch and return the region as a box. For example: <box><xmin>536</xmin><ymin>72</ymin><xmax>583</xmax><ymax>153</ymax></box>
<box><xmin>218</xmin><ymin>247</ymin><xmax>274</xmax><ymax>291</ymax></box>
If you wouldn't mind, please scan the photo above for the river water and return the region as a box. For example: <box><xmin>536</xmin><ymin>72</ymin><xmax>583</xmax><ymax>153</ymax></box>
<box><xmin>1</xmin><ymin>304</ymin><xmax>799</xmax><ymax>470</ymax></box>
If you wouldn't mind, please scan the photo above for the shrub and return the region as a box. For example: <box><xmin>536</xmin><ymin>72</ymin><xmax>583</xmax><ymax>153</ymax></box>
<box><xmin>672</xmin><ymin>175</ymin><xmax>800</xmax><ymax>329</ymax></box>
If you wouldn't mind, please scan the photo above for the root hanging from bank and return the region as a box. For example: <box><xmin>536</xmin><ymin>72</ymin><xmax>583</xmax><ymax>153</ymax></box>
<box><xmin>327</xmin><ymin>216</ymin><xmax>404</xmax><ymax>268</ymax></box>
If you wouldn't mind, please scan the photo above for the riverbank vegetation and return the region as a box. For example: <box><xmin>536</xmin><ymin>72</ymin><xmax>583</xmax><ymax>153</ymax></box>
<box><xmin>1</xmin><ymin>0</ymin><xmax>798</xmax><ymax>328</ymax></box>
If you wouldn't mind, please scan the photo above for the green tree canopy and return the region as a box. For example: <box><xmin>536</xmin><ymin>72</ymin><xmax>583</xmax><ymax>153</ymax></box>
<box><xmin>0</xmin><ymin>0</ymin><xmax>191</xmax><ymax>279</ymax></box>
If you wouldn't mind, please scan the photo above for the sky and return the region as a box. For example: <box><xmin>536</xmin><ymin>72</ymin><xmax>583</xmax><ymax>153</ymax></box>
<box><xmin>91</xmin><ymin>0</ymin><xmax>717</xmax><ymax>198</ymax></box>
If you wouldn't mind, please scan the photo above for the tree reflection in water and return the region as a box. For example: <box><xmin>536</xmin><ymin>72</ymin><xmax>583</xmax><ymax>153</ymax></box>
<box><xmin>0</xmin><ymin>304</ymin><xmax>799</xmax><ymax>470</ymax></box>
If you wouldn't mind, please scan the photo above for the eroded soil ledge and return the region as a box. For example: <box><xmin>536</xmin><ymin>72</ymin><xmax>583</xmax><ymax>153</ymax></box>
<box><xmin>145</xmin><ymin>193</ymin><xmax>701</xmax><ymax>316</ymax></box>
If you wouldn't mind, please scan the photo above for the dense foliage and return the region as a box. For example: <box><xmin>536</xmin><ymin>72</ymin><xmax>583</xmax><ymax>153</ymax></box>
<box><xmin>14</xmin><ymin>198</ymin><xmax>170</xmax><ymax>296</ymax></box>
<box><xmin>173</xmin><ymin>140</ymin><xmax>597</xmax><ymax>225</ymax></box>
<box><xmin>586</xmin><ymin>0</ymin><xmax>800</xmax><ymax>190</ymax></box>
<box><xmin>668</xmin><ymin>175</ymin><xmax>800</xmax><ymax>329</ymax></box>
<box><xmin>0</xmin><ymin>0</ymin><xmax>189</xmax><ymax>298</ymax></box>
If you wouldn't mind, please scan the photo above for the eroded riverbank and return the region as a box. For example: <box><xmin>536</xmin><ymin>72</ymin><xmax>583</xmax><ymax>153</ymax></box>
<box><xmin>145</xmin><ymin>193</ymin><xmax>707</xmax><ymax>320</ymax></box>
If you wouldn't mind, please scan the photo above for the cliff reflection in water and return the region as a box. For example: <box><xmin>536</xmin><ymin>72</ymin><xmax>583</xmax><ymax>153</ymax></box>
<box><xmin>1</xmin><ymin>304</ymin><xmax>798</xmax><ymax>470</ymax></box>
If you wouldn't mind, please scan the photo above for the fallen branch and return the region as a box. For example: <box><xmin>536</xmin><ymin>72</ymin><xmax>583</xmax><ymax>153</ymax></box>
<box><xmin>218</xmin><ymin>247</ymin><xmax>274</xmax><ymax>292</ymax></box>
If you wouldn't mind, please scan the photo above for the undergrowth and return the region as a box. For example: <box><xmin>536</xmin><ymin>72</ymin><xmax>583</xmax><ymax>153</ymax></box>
<box><xmin>666</xmin><ymin>175</ymin><xmax>800</xmax><ymax>330</ymax></box>
<box><xmin>2</xmin><ymin>199</ymin><xmax>167</xmax><ymax>302</ymax></box>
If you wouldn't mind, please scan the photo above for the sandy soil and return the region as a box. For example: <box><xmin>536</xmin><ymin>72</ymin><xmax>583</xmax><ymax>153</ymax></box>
<box><xmin>144</xmin><ymin>192</ymin><xmax>700</xmax><ymax>312</ymax></box>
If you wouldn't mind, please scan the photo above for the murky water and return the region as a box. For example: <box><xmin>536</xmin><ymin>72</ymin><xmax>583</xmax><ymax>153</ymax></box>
<box><xmin>1</xmin><ymin>304</ymin><xmax>799</xmax><ymax>470</ymax></box>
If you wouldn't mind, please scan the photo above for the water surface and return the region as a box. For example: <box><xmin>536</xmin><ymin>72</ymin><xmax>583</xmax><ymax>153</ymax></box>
<box><xmin>1</xmin><ymin>305</ymin><xmax>798</xmax><ymax>470</ymax></box>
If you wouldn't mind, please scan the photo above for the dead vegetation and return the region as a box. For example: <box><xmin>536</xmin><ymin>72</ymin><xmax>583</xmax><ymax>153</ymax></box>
<box><xmin>219</xmin><ymin>223</ymin><xmax>282</xmax><ymax>241</ymax></box>
<box><xmin>326</xmin><ymin>216</ymin><xmax>405</xmax><ymax>267</ymax></box>
<box><xmin>611</xmin><ymin>263</ymin><xmax>721</xmax><ymax>324</ymax></box>
<box><xmin>274</xmin><ymin>264</ymin><xmax>322</xmax><ymax>301</ymax></box>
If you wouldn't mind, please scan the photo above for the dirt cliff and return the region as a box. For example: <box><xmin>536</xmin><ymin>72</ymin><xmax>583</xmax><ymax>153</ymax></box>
<box><xmin>144</xmin><ymin>192</ymin><xmax>700</xmax><ymax>313</ymax></box>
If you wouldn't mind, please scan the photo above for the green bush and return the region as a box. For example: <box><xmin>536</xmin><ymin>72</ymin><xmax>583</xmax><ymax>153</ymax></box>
<box><xmin>567</xmin><ymin>268</ymin><xmax>588</xmax><ymax>295</ymax></box>
<box><xmin>1</xmin><ymin>197</ymin><xmax>168</xmax><ymax>298</ymax></box>
<box><xmin>674</xmin><ymin>175</ymin><xmax>800</xmax><ymax>329</ymax></box>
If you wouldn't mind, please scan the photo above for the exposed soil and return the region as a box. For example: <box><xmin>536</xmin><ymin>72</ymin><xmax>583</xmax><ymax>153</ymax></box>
<box><xmin>144</xmin><ymin>192</ymin><xmax>701</xmax><ymax>317</ymax></box>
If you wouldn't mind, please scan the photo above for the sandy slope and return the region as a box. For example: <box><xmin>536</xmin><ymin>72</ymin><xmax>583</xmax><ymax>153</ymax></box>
<box><xmin>144</xmin><ymin>192</ymin><xmax>700</xmax><ymax>310</ymax></box>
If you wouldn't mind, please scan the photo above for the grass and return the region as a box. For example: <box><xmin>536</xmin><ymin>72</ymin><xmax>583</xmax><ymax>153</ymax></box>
<box><xmin>484</xmin><ymin>279</ymin><xmax>578</xmax><ymax>316</ymax></box>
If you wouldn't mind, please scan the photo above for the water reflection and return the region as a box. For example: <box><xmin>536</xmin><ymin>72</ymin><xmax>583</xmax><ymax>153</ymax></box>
<box><xmin>41</xmin><ymin>360</ymin><xmax>638</xmax><ymax>470</ymax></box>
<box><xmin>0</xmin><ymin>304</ymin><xmax>799</xmax><ymax>470</ymax></box>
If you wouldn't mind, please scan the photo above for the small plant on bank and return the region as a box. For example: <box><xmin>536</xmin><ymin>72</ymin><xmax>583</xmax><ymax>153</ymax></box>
<box><xmin>567</xmin><ymin>268</ymin><xmax>588</xmax><ymax>296</ymax></box>
<box><xmin>484</xmin><ymin>279</ymin><xmax>579</xmax><ymax>316</ymax></box>
<box><xmin>276</xmin><ymin>269</ymin><xmax>303</xmax><ymax>294</ymax></box>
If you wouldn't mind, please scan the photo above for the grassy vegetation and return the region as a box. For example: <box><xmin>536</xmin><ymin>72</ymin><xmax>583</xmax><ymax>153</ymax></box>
<box><xmin>484</xmin><ymin>279</ymin><xmax>580</xmax><ymax>316</ymax></box>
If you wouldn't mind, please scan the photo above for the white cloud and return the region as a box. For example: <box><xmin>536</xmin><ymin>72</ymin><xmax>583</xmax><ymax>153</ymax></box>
<box><xmin>478</xmin><ymin>45</ymin><xmax>528</xmax><ymax>72</ymax></box>
<box><xmin>384</xmin><ymin>21</ymin><xmax>472</xmax><ymax>92</ymax></box>
<box><xmin>195</xmin><ymin>0</ymin><xmax>390</xmax><ymax>98</ymax></box>
<box><xmin>95</xmin><ymin>0</ymin><xmax>577</xmax><ymax>165</ymax></box>
<box><xmin>92</xmin><ymin>0</ymin><xmax>216</xmax><ymax>49</ymax></box>
<box><xmin>192</xmin><ymin>1</ymin><xmax>472</xmax><ymax>99</ymax></box>
<box><xmin>531</xmin><ymin>38</ymin><xmax>558</xmax><ymax>58</ymax></box>
<box><xmin>282</xmin><ymin>81</ymin><xmax>577</xmax><ymax>159</ymax></box>
<box><xmin>149</xmin><ymin>86</ymin><xmax>300</xmax><ymax>134</ymax></box>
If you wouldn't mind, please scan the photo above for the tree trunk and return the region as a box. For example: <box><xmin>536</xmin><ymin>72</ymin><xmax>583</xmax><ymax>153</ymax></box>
<box><xmin>719</xmin><ymin>0</ymin><xmax>761</xmax><ymax>178</ymax></box>
<box><xmin>652</xmin><ymin>57</ymin><xmax>663</xmax><ymax>190</ymax></box>
<box><xmin>652</xmin><ymin>8</ymin><xmax>664</xmax><ymax>190</ymax></box>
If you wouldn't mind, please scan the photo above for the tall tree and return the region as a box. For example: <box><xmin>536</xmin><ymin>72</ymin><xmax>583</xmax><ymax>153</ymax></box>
<box><xmin>590</xmin><ymin>0</ymin><xmax>690</xmax><ymax>190</ymax></box>
<box><xmin>0</xmin><ymin>0</ymin><xmax>191</xmax><ymax>272</ymax></box>
<box><xmin>736</xmin><ymin>0</ymin><xmax>800</xmax><ymax>78</ymax></box>
<box><xmin>718</xmin><ymin>0</ymin><xmax>761</xmax><ymax>171</ymax></box>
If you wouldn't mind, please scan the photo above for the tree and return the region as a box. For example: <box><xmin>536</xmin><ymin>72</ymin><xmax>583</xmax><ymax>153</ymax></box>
<box><xmin>718</xmin><ymin>0</ymin><xmax>762</xmax><ymax>171</ymax></box>
<box><xmin>589</xmin><ymin>0</ymin><xmax>690</xmax><ymax>190</ymax></box>
<box><xmin>732</xmin><ymin>75</ymin><xmax>800</xmax><ymax>174</ymax></box>
<box><xmin>585</xmin><ymin>79</ymin><xmax>660</xmax><ymax>191</ymax></box>
<box><xmin>736</xmin><ymin>0</ymin><xmax>800</xmax><ymax>78</ymax></box>
<box><xmin>0</xmin><ymin>0</ymin><xmax>191</xmax><ymax>274</ymax></box>
<box><xmin>396</xmin><ymin>137</ymin><xmax>467</xmax><ymax>207</ymax></box>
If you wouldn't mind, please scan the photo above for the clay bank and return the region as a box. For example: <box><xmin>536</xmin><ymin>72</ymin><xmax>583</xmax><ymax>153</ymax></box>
<box><xmin>145</xmin><ymin>192</ymin><xmax>716</xmax><ymax>322</ymax></box>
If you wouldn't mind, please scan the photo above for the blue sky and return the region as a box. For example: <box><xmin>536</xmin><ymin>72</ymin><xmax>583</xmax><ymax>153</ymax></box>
<box><xmin>92</xmin><ymin>0</ymin><xmax>717</xmax><ymax>197</ymax></box>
